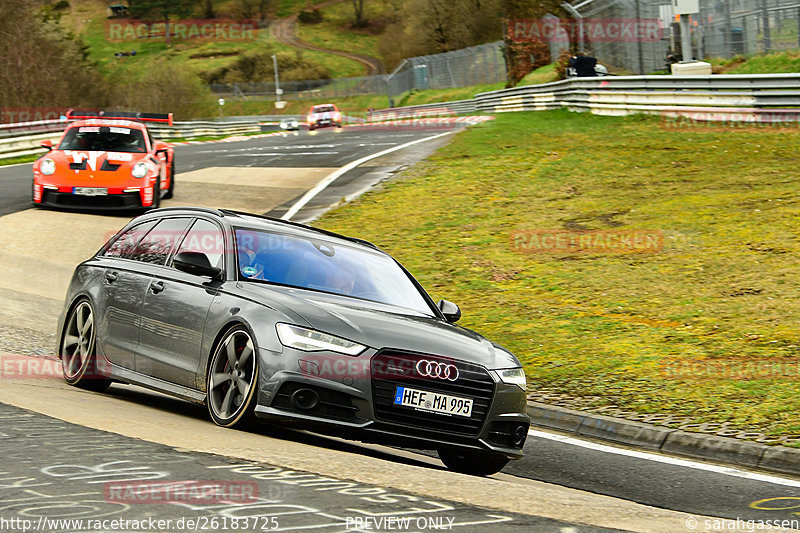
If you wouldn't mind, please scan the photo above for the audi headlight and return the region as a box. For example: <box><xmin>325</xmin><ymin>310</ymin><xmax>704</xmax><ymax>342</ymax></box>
<box><xmin>40</xmin><ymin>158</ymin><xmax>56</xmax><ymax>175</ymax></box>
<box><xmin>131</xmin><ymin>161</ymin><xmax>148</xmax><ymax>178</ymax></box>
<box><xmin>276</xmin><ymin>323</ymin><xmax>365</xmax><ymax>356</ymax></box>
<box><xmin>497</xmin><ymin>367</ymin><xmax>526</xmax><ymax>390</ymax></box>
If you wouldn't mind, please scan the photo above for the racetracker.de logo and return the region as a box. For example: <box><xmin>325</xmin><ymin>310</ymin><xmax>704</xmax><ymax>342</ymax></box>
<box><xmin>0</xmin><ymin>355</ymin><xmax>62</xmax><ymax>380</ymax></box>
<box><xmin>105</xmin><ymin>19</ymin><xmax>259</xmax><ymax>42</ymax></box>
<box><xmin>662</xmin><ymin>111</ymin><xmax>800</xmax><ymax>129</ymax></box>
<box><xmin>104</xmin><ymin>480</ymin><xmax>259</xmax><ymax>504</ymax></box>
<box><xmin>0</xmin><ymin>107</ymin><xmax>69</xmax><ymax>124</ymax></box>
<box><xmin>508</xmin><ymin>18</ymin><xmax>663</xmax><ymax>43</ymax></box>
<box><xmin>510</xmin><ymin>229</ymin><xmax>663</xmax><ymax>254</ymax></box>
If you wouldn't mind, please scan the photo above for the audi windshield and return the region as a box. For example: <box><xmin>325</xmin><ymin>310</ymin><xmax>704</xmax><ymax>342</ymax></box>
<box><xmin>235</xmin><ymin>228</ymin><xmax>435</xmax><ymax>315</ymax></box>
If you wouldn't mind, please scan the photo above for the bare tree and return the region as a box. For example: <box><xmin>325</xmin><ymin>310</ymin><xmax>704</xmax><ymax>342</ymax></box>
<box><xmin>502</xmin><ymin>0</ymin><xmax>572</xmax><ymax>86</ymax></box>
<box><xmin>0</xmin><ymin>0</ymin><xmax>108</xmax><ymax>111</ymax></box>
<box><xmin>352</xmin><ymin>0</ymin><xmax>366</xmax><ymax>28</ymax></box>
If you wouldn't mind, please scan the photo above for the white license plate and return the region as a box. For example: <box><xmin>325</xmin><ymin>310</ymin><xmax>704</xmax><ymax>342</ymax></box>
<box><xmin>73</xmin><ymin>187</ymin><xmax>108</xmax><ymax>196</ymax></box>
<box><xmin>393</xmin><ymin>386</ymin><xmax>473</xmax><ymax>417</ymax></box>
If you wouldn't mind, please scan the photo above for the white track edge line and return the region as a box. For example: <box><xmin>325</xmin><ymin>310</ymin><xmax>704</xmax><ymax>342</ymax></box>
<box><xmin>528</xmin><ymin>429</ymin><xmax>800</xmax><ymax>487</ymax></box>
<box><xmin>281</xmin><ymin>131</ymin><xmax>453</xmax><ymax>221</ymax></box>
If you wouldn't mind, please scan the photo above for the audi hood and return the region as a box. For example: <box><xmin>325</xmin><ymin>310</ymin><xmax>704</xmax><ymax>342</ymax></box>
<box><xmin>237</xmin><ymin>283</ymin><xmax>522</xmax><ymax>370</ymax></box>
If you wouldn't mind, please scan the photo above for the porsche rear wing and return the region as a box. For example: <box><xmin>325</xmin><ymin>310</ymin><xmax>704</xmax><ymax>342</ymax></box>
<box><xmin>65</xmin><ymin>109</ymin><xmax>173</xmax><ymax>126</ymax></box>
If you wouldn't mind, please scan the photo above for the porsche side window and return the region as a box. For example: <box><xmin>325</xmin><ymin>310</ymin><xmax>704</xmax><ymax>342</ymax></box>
<box><xmin>173</xmin><ymin>219</ymin><xmax>224</xmax><ymax>270</ymax></box>
<box><xmin>102</xmin><ymin>220</ymin><xmax>157</xmax><ymax>259</ymax></box>
<box><xmin>131</xmin><ymin>218</ymin><xmax>191</xmax><ymax>265</ymax></box>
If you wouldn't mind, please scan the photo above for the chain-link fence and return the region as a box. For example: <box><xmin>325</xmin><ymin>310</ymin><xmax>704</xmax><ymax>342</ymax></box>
<box><xmin>558</xmin><ymin>0</ymin><xmax>800</xmax><ymax>74</ymax></box>
<box><xmin>385</xmin><ymin>42</ymin><xmax>506</xmax><ymax>97</ymax></box>
<box><xmin>209</xmin><ymin>41</ymin><xmax>505</xmax><ymax>102</ymax></box>
<box><xmin>209</xmin><ymin>75</ymin><xmax>388</xmax><ymax>101</ymax></box>
<box><xmin>696</xmin><ymin>0</ymin><xmax>800</xmax><ymax>58</ymax></box>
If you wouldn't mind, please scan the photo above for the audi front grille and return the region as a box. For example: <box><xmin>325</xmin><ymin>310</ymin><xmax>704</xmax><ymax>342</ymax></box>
<box><xmin>370</xmin><ymin>350</ymin><xmax>495</xmax><ymax>436</ymax></box>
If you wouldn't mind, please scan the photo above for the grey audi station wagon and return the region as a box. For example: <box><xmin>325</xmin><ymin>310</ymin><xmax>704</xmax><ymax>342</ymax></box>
<box><xmin>57</xmin><ymin>207</ymin><xmax>529</xmax><ymax>475</ymax></box>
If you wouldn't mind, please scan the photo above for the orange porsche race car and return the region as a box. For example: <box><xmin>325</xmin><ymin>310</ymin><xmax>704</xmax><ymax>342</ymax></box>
<box><xmin>32</xmin><ymin>110</ymin><xmax>175</xmax><ymax>210</ymax></box>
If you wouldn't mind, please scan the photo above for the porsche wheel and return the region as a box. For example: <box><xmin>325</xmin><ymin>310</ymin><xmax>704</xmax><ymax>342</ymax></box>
<box><xmin>163</xmin><ymin>160</ymin><xmax>175</xmax><ymax>199</ymax></box>
<box><xmin>207</xmin><ymin>326</ymin><xmax>259</xmax><ymax>429</ymax></box>
<box><xmin>60</xmin><ymin>300</ymin><xmax>111</xmax><ymax>392</ymax></box>
<box><xmin>144</xmin><ymin>181</ymin><xmax>160</xmax><ymax>212</ymax></box>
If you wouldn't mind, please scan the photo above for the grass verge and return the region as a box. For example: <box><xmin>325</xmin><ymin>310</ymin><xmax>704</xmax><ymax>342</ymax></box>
<box><xmin>0</xmin><ymin>154</ymin><xmax>39</xmax><ymax>166</ymax></box>
<box><xmin>315</xmin><ymin>109</ymin><xmax>800</xmax><ymax>440</ymax></box>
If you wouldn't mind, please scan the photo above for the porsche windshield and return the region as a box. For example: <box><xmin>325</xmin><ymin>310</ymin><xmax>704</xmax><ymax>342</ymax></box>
<box><xmin>59</xmin><ymin>126</ymin><xmax>147</xmax><ymax>153</ymax></box>
<box><xmin>235</xmin><ymin>228</ymin><xmax>434</xmax><ymax>315</ymax></box>
<box><xmin>312</xmin><ymin>105</ymin><xmax>336</xmax><ymax>113</ymax></box>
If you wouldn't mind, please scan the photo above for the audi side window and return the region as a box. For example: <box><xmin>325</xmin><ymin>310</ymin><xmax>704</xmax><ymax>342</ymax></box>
<box><xmin>131</xmin><ymin>218</ymin><xmax>191</xmax><ymax>265</ymax></box>
<box><xmin>102</xmin><ymin>220</ymin><xmax>157</xmax><ymax>259</ymax></box>
<box><xmin>172</xmin><ymin>219</ymin><xmax>225</xmax><ymax>271</ymax></box>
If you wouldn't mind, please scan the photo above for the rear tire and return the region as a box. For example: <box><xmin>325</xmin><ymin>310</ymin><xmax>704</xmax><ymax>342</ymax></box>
<box><xmin>438</xmin><ymin>449</ymin><xmax>510</xmax><ymax>476</ymax></box>
<box><xmin>60</xmin><ymin>300</ymin><xmax>111</xmax><ymax>392</ymax></box>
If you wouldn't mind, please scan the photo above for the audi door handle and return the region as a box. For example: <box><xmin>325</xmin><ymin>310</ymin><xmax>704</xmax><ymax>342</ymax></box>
<box><xmin>150</xmin><ymin>281</ymin><xmax>165</xmax><ymax>294</ymax></box>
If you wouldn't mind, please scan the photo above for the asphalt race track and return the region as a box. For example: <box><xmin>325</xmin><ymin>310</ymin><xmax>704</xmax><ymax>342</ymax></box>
<box><xmin>0</xmin><ymin>126</ymin><xmax>798</xmax><ymax>532</ymax></box>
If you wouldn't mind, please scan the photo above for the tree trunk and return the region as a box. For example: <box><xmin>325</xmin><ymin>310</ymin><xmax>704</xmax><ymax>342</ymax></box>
<box><xmin>203</xmin><ymin>0</ymin><xmax>215</xmax><ymax>19</ymax></box>
<box><xmin>353</xmin><ymin>0</ymin><xmax>365</xmax><ymax>28</ymax></box>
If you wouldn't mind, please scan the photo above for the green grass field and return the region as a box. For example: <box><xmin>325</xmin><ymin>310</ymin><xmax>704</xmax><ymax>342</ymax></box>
<box><xmin>71</xmin><ymin>0</ymin><xmax>368</xmax><ymax>80</ymax></box>
<box><xmin>296</xmin><ymin>1</ymin><xmax>385</xmax><ymax>64</ymax></box>
<box><xmin>314</xmin><ymin>110</ymin><xmax>800</xmax><ymax>440</ymax></box>
<box><xmin>712</xmin><ymin>50</ymin><xmax>800</xmax><ymax>74</ymax></box>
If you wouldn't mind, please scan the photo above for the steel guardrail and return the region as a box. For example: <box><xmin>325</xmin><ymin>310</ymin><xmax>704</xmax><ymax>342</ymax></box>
<box><xmin>5</xmin><ymin>74</ymin><xmax>800</xmax><ymax>161</ymax></box>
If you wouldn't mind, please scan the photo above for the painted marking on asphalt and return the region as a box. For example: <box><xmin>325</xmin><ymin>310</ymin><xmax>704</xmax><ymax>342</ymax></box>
<box><xmin>282</xmin><ymin>131</ymin><xmax>454</xmax><ymax>221</ymax></box>
<box><xmin>220</xmin><ymin>152</ymin><xmax>340</xmax><ymax>157</ymax></box>
<box><xmin>528</xmin><ymin>429</ymin><xmax>800</xmax><ymax>488</ymax></box>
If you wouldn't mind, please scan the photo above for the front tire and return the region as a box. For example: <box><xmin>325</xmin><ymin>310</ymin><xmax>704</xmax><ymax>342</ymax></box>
<box><xmin>207</xmin><ymin>326</ymin><xmax>259</xmax><ymax>429</ymax></box>
<box><xmin>163</xmin><ymin>160</ymin><xmax>175</xmax><ymax>199</ymax></box>
<box><xmin>438</xmin><ymin>449</ymin><xmax>510</xmax><ymax>476</ymax></box>
<box><xmin>143</xmin><ymin>180</ymin><xmax>160</xmax><ymax>212</ymax></box>
<box><xmin>60</xmin><ymin>300</ymin><xmax>111</xmax><ymax>392</ymax></box>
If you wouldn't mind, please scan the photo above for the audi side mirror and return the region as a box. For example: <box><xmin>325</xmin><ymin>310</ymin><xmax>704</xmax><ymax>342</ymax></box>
<box><xmin>40</xmin><ymin>140</ymin><xmax>53</xmax><ymax>150</ymax></box>
<box><xmin>174</xmin><ymin>251</ymin><xmax>222</xmax><ymax>279</ymax></box>
<box><xmin>437</xmin><ymin>300</ymin><xmax>461</xmax><ymax>323</ymax></box>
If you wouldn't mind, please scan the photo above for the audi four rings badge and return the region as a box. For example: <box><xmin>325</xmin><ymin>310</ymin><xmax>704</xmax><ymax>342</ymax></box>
<box><xmin>416</xmin><ymin>360</ymin><xmax>459</xmax><ymax>381</ymax></box>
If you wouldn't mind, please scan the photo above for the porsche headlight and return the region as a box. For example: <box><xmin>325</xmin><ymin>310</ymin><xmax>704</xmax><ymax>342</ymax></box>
<box><xmin>276</xmin><ymin>323</ymin><xmax>366</xmax><ymax>356</ymax></box>
<box><xmin>131</xmin><ymin>161</ymin><xmax>148</xmax><ymax>178</ymax></box>
<box><xmin>497</xmin><ymin>367</ymin><xmax>526</xmax><ymax>390</ymax></box>
<box><xmin>40</xmin><ymin>158</ymin><xmax>56</xmax><ymax>176</ymax></box>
